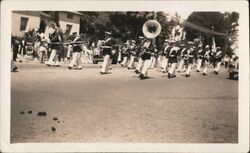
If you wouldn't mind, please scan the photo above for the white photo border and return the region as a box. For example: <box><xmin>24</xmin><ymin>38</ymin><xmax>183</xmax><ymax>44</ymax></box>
<box><xmin>1</xmin><ymin>0</ymin><xmax>249</xmax><ymax>152</ymax></box>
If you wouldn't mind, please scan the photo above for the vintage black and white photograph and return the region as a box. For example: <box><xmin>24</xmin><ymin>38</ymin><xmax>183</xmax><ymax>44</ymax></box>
<box><xmin>1</xmin><ymin>0</ymin><xmax>249</xmax><ymax>152</ymax></box>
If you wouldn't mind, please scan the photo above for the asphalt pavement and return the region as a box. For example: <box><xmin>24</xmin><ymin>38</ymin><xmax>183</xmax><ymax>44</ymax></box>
<box><xmin>11</xmin><ymin>62</ymin><xmax>238</xmax><ymax>143</ymax></box>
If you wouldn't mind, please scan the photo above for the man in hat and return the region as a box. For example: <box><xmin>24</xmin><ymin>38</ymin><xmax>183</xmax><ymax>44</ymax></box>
<box><xmin>168</xmin><ymin>43</ymin><xmax>179</xmax><ymax>78</ymax></box>
<box><xmin>100</xmin><ymin>31</ymin><xmax>113</xmax><ymax>74</ymax></box>
<box><xmin>127</xmin><ymin>40</ymin><xmax>137</xmax><ymax>69</ymax></box>
<box><xmin>161</xmin><ymin>39</ymin><xmax>174</xmax><ymax>73</ymax></box>
<box><xmin>185</xmin><ymin>41</ymin><xmax>195</xmax><ymax>77</ymax></box>
<box><xmin>45</xmin><ymin>22</ymin><xmax>61</xmax><ymax>66</ymax></box>
<box><xmin>68</xmin><ymin>35</ymin><xmax>83</xmax><ymax>70</ymax></box>
<box><xmin>196</xmin><ymin>44</ymin><xmax>204</xmax><ymax>72</ymax></box>
<box><xmin>135</xmin><ymin>36</ymin><xmax>146</xmax><ymax>74</ymax></box>
<box><xmin>139</xmin><ymin>39</ymin><xmax>155</xmax><ymax>79</ymax></box>
<box><xmin>177</xmin><ymin>43</ymin><xmax>187</xmax><ymax>72</ymax></box>
<box><xmin>214</xmin><ymin>47</ymin><xmax>223</xmax><ymax>74</ymax></box>
<box><xmin>202</xmin><ymin>45</ymin><xmax>211</xmax><ymax>75</ymax></box>
<box><xmin>121</xmin><ymin>41</ymin><xmax>130</xmax><ymax>67</ymax></box>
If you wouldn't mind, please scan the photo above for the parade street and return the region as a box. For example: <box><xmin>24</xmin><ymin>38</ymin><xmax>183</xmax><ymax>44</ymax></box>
<box><xmin>11</xmin><ymin>62</ymin><xmax>238</xmax><ymax>143</ymax></box>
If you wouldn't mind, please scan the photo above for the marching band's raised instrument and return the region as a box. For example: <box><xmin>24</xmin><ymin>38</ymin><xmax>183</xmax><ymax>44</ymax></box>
<box><xmin>142</xmin><ymin>20</ymin><xmax>162</xmax><ymax>39</ymax></box>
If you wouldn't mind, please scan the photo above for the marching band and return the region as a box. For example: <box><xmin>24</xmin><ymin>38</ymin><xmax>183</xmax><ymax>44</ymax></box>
<box><xmin>11</xmin><ymin>21</ymin><xmax>236</xmax><ymax>79</ymax></box>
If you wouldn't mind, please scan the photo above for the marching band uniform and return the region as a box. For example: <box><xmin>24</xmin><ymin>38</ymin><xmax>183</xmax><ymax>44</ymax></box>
<box><xmin>121</xmin><ymin>42</ymin><xmax>130</xmax><ymax>67</ymax></box>
<box><xmin>185</xmin><ymin>42</ymin><xmax>195</xmax><ymax>77</ymax></box>
<box><xmin>38</xmin><ymin>34</ymin><xmax>48</xmax><ymax>63</ymax></box>
<box><xmin>214</xmin><ymin>47</ymin><xmax>223</xmax><ymax>74</ymax></box>
<box><xmin>168</xmin><ymin>46</ymin><xmax>179</xmax><ymax>78</ymax></box>
<box><xmin>127</xmin><ymin>40</ymin><xmax>137</xmax><ymax>69</ymax></box>
<box><xmin>177</xmin><ymin>44</ymin><xmax>188</xmax><ymax>72</ymax></box>
<box><xmin>135</xmin><ymin>37</ymin><xmax>146</xmax><ymax>74</ymax></box>
<box><xmin>196</xmin><ymin>45</ymin><xmax>204</xmax><ymax>72</ymax></box>
<box><xmin>139</xmin><ymin>40</ymin><xmax>153</xmax><ymax>79</ymax></box>
<box><xmin>68</xmin><ymin>36</ymin><xmax>83</xmax><ymax>70</ymax></box>
<box><xmin>100</xmin><ymin>32</ymin><xmax>112</xmax><ymax>74</ymax></box>
<box><xmin>202</xmin><ymin>45</ymin><xmax>211</xmax><ymax>75</ymax></box>
<box><xmin>161</xmin><ymin>40</ymin><xmax>174</xmax><ymax>73</ymax></box>
<box><xmin>46</xmin><ymin>23</ymin><xmax>61</xmax><ymax>66</ymax></box>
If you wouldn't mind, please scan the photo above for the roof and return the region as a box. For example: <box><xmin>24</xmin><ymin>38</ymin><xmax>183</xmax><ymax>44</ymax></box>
<box><xmin>66</xmin><ymin>11</ymin><xmax>84</xmax><ymax>16</ymax></box>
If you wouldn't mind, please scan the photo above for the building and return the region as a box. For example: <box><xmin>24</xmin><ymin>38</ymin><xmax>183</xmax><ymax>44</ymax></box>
<box><xmin>11</xmin><ymin>11</ymin><xmax>83</xmax><ymax>37</ymax></box>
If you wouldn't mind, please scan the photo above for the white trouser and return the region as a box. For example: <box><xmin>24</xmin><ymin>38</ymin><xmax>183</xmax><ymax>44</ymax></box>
<box><xmin>47</xmin><ymin>49</ymin><xmax>59</xmax><ymax>65</ymax></box>
<box><xmin>162</xmin><ymin>58</ymin><xmax>169</xmax><ymax>72</ymax></box>
<box><xmin>203</xmin><ymin>60</ymin><xmax>209</xmax><ymax>74</ymax></box>
<box><xmin>136</xmin><ymin>58</ymin><xmax>143</xmax><ymax>72</ymax></box>
<box><xmin>214</xmin><ymin>61</ymin><xmax>221</xmax><ymax>72</ymax></box>
<box><xmin>169</xmin><ymin>63</ymin><xmax>177</xmax><ymax>75</ymax></box>
<box><xmin>39</xmin><ymin>46</ymin><xmax>47</xmax><ymax>61</ymax></box>
<box><xmin>121</xmin><ymin>56</ymin><xmax>128</xmax><ymax>66</ymax></box>
<box><xmin>150</xmin><ymin>56</ymin><xmax>156</xmax><ymax>68</ymax></box>
<box><xmin>141</xmin><ymin>59</ymin><xmax>152</xmax><ymax>77</ymax></box>
<box><xmin>67</xmin><ymin>45</ymin><xmax>73</xmax><ymax>58</ymax></box>
<box><xmin>69</xmin><ymin>52</ymin><xmax>82</xmax><ymax>68</ymax></box>
<box><xmin>177</xmin><ymin>59</ymin><xmax>184</xmax><ymax>72</ymax></box>
<box><xmin>186</xmin><ymin>63</ymin><xmax>192</xmax><ymax>75</ymax></box>
<box><xmin>128</xmin><ymin>55</ymin><xmax>135</xmax><ymax>69</ymax></box>
<box><xmin>160</xmin><ymin>56</ymin><xmax>166</xmax><ymax>69</ymax></box>
<box><xmin>117</xmin><ymin>51</ymin><xmax>122</xmax><ymax>62</ymax></box>
<box><xmin>196</xmin><ymin>59</ymin><xmax>202</xmax><ymax>71</ymax></box>
<box><xmin>101</xmin><ymin>55</ymin><xmax>111</xmax><ymax>73</ymax></box>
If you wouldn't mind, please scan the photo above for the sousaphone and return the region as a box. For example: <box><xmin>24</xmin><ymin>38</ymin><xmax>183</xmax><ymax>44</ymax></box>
<box><xmin>142</xmin><ymin>20</ymin><xmax>162</xmax><ymax>39</ymax></box>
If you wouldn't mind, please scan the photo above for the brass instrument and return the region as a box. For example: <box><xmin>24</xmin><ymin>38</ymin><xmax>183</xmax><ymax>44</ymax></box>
<box><xmin>142</xmin><ymin>20</ymin><xmax>162</xmax><ymax>39</ymax></box>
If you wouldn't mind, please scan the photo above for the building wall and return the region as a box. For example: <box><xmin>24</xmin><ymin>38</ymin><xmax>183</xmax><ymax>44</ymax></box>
<box><xmin>58</xmin><ymin>12</ymin><xmax>80</xmax><ymax>35</ymax></box>
<box><xmin>12</xmin><ymin>11</ymin><xmax>41</xmax><ymax>37</ymax></box>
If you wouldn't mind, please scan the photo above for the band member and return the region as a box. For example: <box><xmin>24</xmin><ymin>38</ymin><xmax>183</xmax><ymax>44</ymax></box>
<box><xmin>214</xmin><ymin>47</ymin><xmax>223</xmax><ymax>74</ymax></box>
<box><xmin>135</xmin><ymin>36</ymin><xmax>146</xmax><ymax>74</ymax></box>
<box><xmin>202</xmin><ymin>45</ymin><xmax>211</xmax><ymax>75</ymax></box>
<box><xmin>196</xmin><ymin>44</ymin><xmax>204</xmax><ymax>72</ymax></box>
<box><xmin>177</xmin><ymin>43</ymin><xmax>188</xmax><ymax>72</ymax></box>
<box><xmin>168</xmin><ymin>44</ymin><xmax>179</xmax><ymax>78</ymax></box>
<box><xmin>161</xmin><ymin>40</ymin><xmax>174</xmax><ymax>73</ymax></box>
<box><xmin>68</xmin><ymin>35</ymin><xmax>83</xmax><ymax>70</ymax></box>
<box><xmin>38</xmin><ymin>33</ymin><xmax>48</xmax><ymax>63</ymax></box>
<box><xmin>45</xmin><ymin>22</ymin><xmax>61</xmax><ymax>66</ymax></box>
<box><xmin>139</xmin><ymin>39</ymin><xmax>154</xmax><ymax>79</ymax></box>
<box><xmin>185</xmin><ymin>41</ymin><xmax>195</xmax><ymax>77</ymax></box>
<box><xmin>159</xmin><ymin>39</ymin><xmax>169</xmax><ymax>71</ymax></box>
<box><xmin>127</xmin><ymin>40</ymin><xmax>137</xmax><ymax>69</ymax></box>
<box><xmin>19</xmin><ymin>37</ymin><xmax>27</xmax><ymax>58</ymax></box>
<box><xmin>100</xmin><ymin>31</ymin><xmax>113</xmax><ymax>74</ymax></box>
<box><xmin>120</xmin><ymin>41</ymin><xmax>130</xmax><ymax>67</ymax></box>
<box><xmin>149</xmin><ymin>47</ymin><xmax>158</xmax><ymax>69</ymax></box>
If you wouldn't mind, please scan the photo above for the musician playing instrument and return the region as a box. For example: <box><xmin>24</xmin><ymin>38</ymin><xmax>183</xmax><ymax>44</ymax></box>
<box><xmin>45</xmin><ymin>22</ymin><xmax>61</xmax><ymax>66</ymax></box>
<box><xmin>68</xmin><ymin>35</ymin><xmax>83</xmax><ymax>70</ymax></box>
<box><xmin>135</xmin><ymin>36</ymin><xmax>147</xmax><ymax>74</ymax></box>
<box><xmin>127</xmin><ymin>40</ymin><xmax>137</xmax><ymax>69</ymax></box>
<box><xmin>100</xmin><ymin>31</ymin><xmax>113</xmax><ymax>74</ymax></box>
<box><xmin>214</xmin><ymin>47</ymin><xmax>223</xmax><ymax>74</ymax></box>
<box><xmin>139</xmin><ymin>39</ymin><xmax>154</xmax><ymax>79</ymax></box>
<box><xmin>185</xmin><ymin>41</ymin><xmax>195</xmax><ymax>77</ymax></box>
<box><xmin>168</xmin><ymin>43</ymin><xmax>179</xmax><ymax>78</ymax></box>
<box><xmin>162</xmin><ymin>40</ymin><xmax>174</xmax><ymax>73</ymax></box>
<box><xmin>202</xmin><ymin>45</ymin><xmax>211</xmax><ymax>75</ymax></box>
<box><xmin>196</xmin><ymin>44</ymin><xmax>205</xmax><ymax>72</ymax></box>
<box><xmin>177</xmin><ymin>43</ymin><xmax>187</xmax><ymax>72</ymax></box>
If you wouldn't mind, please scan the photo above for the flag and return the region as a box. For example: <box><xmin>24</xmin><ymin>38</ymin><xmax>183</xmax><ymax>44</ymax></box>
<box><xmin>212</xmin><ymin>37</ymin><xmax>216</xmax><ymax>52</ymax></box>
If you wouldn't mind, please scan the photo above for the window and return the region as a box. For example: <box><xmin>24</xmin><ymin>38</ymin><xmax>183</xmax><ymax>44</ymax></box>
<box><xmin>67</xmin><ymin>13</ymin><xmax>73</xmax><ymax>19</ymax></box>
<box><xmin>20</xmin><ymin>17</ymin><xmax>29</xmax><ymax>31</ymax></box>
<box><xmin>66</xmin><ymin>24</ymin><xmax>72</xmax><ymax>34</ymax></box>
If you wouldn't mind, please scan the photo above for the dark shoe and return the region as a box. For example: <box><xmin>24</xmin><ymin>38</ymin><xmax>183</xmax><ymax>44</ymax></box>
<box><xmin>128</xmin><ymin>67</ymin><xmax>131</xmax><ymax>70</ymax></box>
<box><xmin>185</xmin><ymin>74</ymin><xmax>190</xmax><ymax>77</ymax></box>
<box><xmin>196</xmin><ymin>70</ymin><xmax>200</xmax><ymax>72</ymax></box>
<box><xmin>203</xmin><ymin>72</ymin><xmax>207</xmax><ymax>76</ymax></box>
<box><xmin>100</xmin><ymin>71</ymin><xmax>106</xmax><ymax>75</ymax></box>
<box><xmin>139</xmin><ymin>73</ymin><xmax>145</xmax><ymax>80</ymax></box>
<box><xmin>168</xmin><ymin>73</ymin><xmax>171</xmax><ymax>78</ymax></box>
<box><xmin>135</xmin><ymin>69</ymin><xmax>139</xmax><ymax>74</ymax></box>
<box><xmin>68</xmin><ymin>66</ymin><xmax>72</xmax><ymax>70</ymax></box>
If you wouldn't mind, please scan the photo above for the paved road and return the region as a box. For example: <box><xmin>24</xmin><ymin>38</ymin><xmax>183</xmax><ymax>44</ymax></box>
<box><xmin>11</xmin><ymin>62</ymin><xmax>238</xmax><ymax>143</ymax></box>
